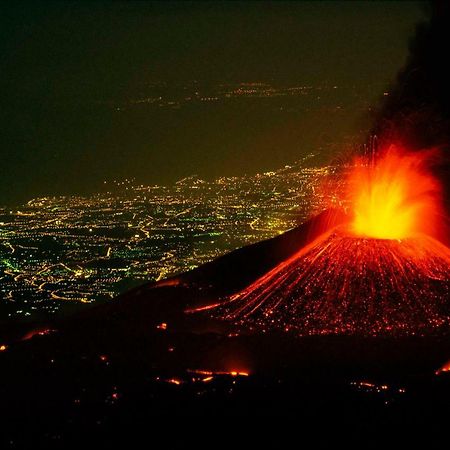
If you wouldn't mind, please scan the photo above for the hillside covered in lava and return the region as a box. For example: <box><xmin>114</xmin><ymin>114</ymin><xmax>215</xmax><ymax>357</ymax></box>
<box><xmin>207</xmin><ymin>230</ymin><xmax>450</xmax><ymax>336</ymax></box>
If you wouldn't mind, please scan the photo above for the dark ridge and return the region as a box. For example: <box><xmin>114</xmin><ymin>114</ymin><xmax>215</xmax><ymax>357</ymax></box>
<box><xmin>175</xmin><ymin>207</ymin><xmax>346</xmax><ymax>293</ymax></box>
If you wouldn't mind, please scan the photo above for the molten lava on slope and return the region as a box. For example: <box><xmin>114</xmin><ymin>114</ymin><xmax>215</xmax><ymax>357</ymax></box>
<box><xmin>210</xmin><ymin>230</ymin><xmax>450</xmax><ymax>336</ymax></box>
<box><xmin>202</xmin><ymin>146</ymin><xmax>450</xmax><ymax>336</ymax></box>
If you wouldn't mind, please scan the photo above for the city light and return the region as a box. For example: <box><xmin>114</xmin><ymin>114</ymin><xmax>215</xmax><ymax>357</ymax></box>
<box><xmin>0</xmin><ymin>156</ymin><xmax>334</xmax><ymax>320</ymax></box>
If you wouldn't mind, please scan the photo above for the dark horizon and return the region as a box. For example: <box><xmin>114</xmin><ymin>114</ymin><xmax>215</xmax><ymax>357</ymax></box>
<box><xmin>0</xmin><ymin>1</ymin><xmax>425</xmax><ymax>204</ymax></box>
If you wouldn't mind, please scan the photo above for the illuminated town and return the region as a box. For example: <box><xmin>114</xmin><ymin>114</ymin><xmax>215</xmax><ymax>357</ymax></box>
<box><xmin>0</xmin><ymin>155</ymin><xmax>336</xmax><ymax>321</ymax></box>
<box><xmin>110</xmin><ymin>80</ymin><xmax>378</xmax><ymax>112</ymax></box>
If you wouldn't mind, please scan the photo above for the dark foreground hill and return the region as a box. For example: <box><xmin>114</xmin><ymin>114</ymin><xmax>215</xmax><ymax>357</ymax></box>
<box><xmin>0</xmin><ymin>210</ymin><xmax>449</xmax><ymax>447</ymax></box>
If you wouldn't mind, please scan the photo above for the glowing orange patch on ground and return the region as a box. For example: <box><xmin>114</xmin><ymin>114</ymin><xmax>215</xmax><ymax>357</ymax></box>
<box><xmin>436</xmin><ymin>360</ymin><xmax>450</xmax><ymax>375</ymax></box>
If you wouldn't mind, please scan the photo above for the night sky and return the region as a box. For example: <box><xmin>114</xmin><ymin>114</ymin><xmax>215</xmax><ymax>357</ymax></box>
<box><xmin>1</xmin><ymin>1</ymin><xmax>425</xmax><ymax>204</ymax></box>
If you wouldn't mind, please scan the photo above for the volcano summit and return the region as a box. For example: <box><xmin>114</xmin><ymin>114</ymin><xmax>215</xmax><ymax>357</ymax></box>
<box><xmin>196</xmin><ymin>146</ymin><xmax>450</xmax><ymax>337</ymax></box>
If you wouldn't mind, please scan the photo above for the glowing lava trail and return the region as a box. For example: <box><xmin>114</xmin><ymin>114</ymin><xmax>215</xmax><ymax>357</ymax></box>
<box><xmin>202</xmin><ymin>146</ymin><xmax>450</xmax><ymax>336</ymax></box>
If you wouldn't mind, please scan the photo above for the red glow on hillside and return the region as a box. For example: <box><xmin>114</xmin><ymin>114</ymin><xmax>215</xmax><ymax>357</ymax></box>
<box><xmin>208</xmin><ymin>230</ymin><xmax>450</xmax><ymax>336</ymax></box>
<box><xmin>436</xmin><ymin>360</ymin><xmax>450</xmax><ymax>375</ymax></box>
<box><xmin>197</xmin><ymin>144</ymin><xmax>450</xmax><ymax>336</ymax></box>
<box><xmin>22</xmin><ymin>328</ymin><xmax>55</xmax><ymax>341</ymax></box>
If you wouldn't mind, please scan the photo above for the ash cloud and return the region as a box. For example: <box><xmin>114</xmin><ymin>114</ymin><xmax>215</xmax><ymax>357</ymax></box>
<box><xmin>373</xmin><ymin>1</ymin><xmax>450</xmax><ymax>209</ymax></box>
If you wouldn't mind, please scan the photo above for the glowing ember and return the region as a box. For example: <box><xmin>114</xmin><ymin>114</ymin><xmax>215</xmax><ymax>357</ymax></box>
<box><xmin>349</xmin><ymin>146</ymin><xmax>442</xmax><ymax>240</ymax></box>
<box><xmin>22</xmin><ymin>328</ymin><xmax>56</xmax><ymax>341</ymax></box>
<box><xmin>202</xmin><ymin>376</ymin><xmax>213</xmax><ymax>382</ymax></box>
<box><xmin>166</xmin><ymin>378</ymin><xmax>182</xmax><ymax>385</ymax></box>
<box><xmin>187</xmin><ymin>369</ymin><xmax>250</xmax><ymax>377</ymax></box>
<box><xmin>435</xmin><ymin>360</ymin><xmax>450</xmax><ymax>375</ymax></box>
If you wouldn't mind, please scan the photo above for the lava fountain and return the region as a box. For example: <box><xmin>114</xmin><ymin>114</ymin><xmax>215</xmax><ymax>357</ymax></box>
<box><xmin>201</xmin><ymin>145</ymin><xmax>450</xmax><ymax>336</ymax></box>
<box><xmin>349</xmin><ymin>146</ymin><xmax>443</xmax><ymax>240</ymax></box>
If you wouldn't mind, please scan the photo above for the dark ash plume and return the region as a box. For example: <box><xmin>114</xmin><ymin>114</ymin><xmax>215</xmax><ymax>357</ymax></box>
<box><xmin>373</xmin><ymin>1</ymin><xmax>450</xmax><ymax>210</ymax></box>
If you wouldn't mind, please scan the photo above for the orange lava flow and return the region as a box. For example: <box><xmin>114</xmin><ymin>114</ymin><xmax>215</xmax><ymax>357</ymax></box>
<box><xmin>436</xmin><ymin>360</ymin><xmax>450</xmax><ymax>375</ymax></box>
<box><xmin>348</xmin><ymin>145</ymin><xmax>443</xmax><ymax>240</ymax></box>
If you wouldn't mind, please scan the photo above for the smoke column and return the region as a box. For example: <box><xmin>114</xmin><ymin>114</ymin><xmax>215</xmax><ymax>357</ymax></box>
<box><xmin>372</xmin><ymin>1</ymin><xmax>450</xmax><ymax>216</ymax></box>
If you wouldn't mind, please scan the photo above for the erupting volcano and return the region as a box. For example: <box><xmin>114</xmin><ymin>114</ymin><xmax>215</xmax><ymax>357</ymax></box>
<box><xmin>203</xmin><ymin>146</ymin><xmax>450</xmax><ymax>336</ymax></box>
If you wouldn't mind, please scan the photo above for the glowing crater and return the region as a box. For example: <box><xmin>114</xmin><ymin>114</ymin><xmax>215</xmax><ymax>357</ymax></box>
<box><xmin>349</xmin><ymin>146</ymin><xmax>442</xmax><ymax>240</ymax></box>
